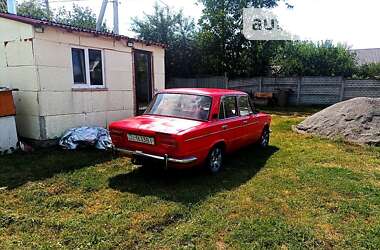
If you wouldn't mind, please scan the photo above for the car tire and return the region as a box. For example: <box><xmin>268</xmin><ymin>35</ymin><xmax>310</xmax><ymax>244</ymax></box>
<box><xmin>259</xmin><ymin>127</ymin><xmax>270</xmax><ymax>148</ymax></box>
<box><xmin>206</xmin><ymin>146</ymin><xmax>224</xmax><ymax>174</ymax></box>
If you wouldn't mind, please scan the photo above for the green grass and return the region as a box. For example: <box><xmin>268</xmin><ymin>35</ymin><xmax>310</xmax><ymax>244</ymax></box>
<box><xmin>0</xmin><ymin>112</ymin><xmax>379</xmax><ymax>249</ymax></box>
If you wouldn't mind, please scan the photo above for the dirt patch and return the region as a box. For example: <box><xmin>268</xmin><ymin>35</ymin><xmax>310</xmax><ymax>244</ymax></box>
<box><xmin>294</xmin><ymin>98</ymin><xmax>380</xmax><ymax>146</ymax></box>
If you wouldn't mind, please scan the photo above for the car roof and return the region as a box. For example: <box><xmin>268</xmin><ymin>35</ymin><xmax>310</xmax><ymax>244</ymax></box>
<box><xmin>159</xmin><ymin>88</ymin><xmax>247</xmax><ymax>97</ymax></box>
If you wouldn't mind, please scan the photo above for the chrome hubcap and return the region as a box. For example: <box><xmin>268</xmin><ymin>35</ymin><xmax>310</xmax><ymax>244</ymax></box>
<box><xmin>210</xmin><ymin>148</ymin><xmax>222</xmax><ymax>171</ymax></box>
<box><xmin>261</xmin><ymin>130</ymin><xmax>269</xmax><ymax>147</ymax></box>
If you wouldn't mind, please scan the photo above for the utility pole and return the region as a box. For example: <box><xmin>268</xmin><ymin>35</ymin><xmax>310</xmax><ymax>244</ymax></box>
<box><xmin>113</xmin><ymin>0</ymin><xmax>119</xmax><ymax>34</ymax></box>
<box><xmin>44</xmin><ymin>0</ymin><xmax>50</xmax><ymax>14</ymax></box>
<box><xmin>96</xmin><ymin>0</ymin><xmax>119</xmax><ymax>34</ymax></box>
<box><xmin>96</xmin><ymin>0</ymin><xmax>108</xmax><ymax>31</ymax></box>
<box><xmin>6</xmin><ymin>0</ymin><xmax>17</xmax><ymax>14</ymax></box>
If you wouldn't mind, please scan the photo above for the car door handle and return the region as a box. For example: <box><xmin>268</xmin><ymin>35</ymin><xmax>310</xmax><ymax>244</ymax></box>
<box><xmin>243</xmin><ymin>120</ymin><xmax>248</xmax><ymax>124</ymax></box>
<box><xmin>222</xmin><ymin>125</ymin><xmax>228</xmax><ymax>130</ymax></box>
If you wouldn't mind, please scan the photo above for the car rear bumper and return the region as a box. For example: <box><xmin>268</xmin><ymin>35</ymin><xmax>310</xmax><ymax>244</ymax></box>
<box><xmin>115</xmin><ymin>148</ymin><xmax>198</xmax><ymax>168</ymax></box>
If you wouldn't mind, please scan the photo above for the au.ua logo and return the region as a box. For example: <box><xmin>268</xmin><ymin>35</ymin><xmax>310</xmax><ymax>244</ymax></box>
<box><xmin>252</xmin><ymin>18</ymin><xmax>282</xmax><ymax>31</ymax></box>
<box><xmin>243</xmin><ymin>7</ymin><xmax>295</xmax><ymax>41</ymax></box>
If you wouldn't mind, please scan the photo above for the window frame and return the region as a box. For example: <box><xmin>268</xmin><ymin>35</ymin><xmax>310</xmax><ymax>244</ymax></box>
<box><xmin>70</xmin><ymin>46</ymin><xmax>106</xmax><ymax>89</ymax></box>
<box><xmin>238</xmin><ymin>95</ymin><xmax>254</xmax><ymax>116</ymax></box>
<box><xmin>219</xmin><ymin>95</ymin><xmax>239</xmax><ymax>120</ymax></box>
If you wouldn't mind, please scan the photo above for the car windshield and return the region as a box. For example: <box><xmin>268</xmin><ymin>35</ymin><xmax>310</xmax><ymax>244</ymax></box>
<box><xmin>145</xmin><ymin>93</ymin><xmax>212</xmax><ymax>121</ymax></box>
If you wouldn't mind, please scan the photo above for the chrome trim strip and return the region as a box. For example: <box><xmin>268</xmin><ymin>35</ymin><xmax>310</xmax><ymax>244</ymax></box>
<box><xmin>115</xmin><ymin>148</ymin><xmax>197</xmax><ymax>164</ymax></box>
<box><xmin>184</xmin><ymin>122</ymin><xmax>260</xmax><ymax>142</ymax></box>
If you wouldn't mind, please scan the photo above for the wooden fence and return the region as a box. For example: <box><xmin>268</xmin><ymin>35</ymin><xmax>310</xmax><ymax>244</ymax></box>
<box><xmin>167</xmin><ymin>76</ymin><xmax>380</xmax><ymax>106</ymax></box>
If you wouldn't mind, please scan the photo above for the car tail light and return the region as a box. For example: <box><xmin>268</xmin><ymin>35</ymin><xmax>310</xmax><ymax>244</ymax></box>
<box><xmin>110</xmin><ymin>129</ymin><xmax>124</xmax><ymax>142</ymax></box>
<box><xmin>156</xmin><ymin>133</ymin><xmax>177</xmax><ymax>147</ymax></box>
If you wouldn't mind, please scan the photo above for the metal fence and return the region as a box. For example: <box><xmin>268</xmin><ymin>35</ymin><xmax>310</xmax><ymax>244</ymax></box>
<box><xmin>167</xmin><ymin>76</ymin><xmax>380</xmax><ymax>106</ymax></box>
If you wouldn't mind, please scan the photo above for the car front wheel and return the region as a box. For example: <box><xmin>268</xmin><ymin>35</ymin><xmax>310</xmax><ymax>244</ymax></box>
<box><xmin>206</xmin><ymin>146</ymin><xmax>224</xmax><ymax>174</ymax></box>
<box><xmin>259</xmin><ymin>127</ymin><xmax>270</xmax><ymax>148</ymax></box>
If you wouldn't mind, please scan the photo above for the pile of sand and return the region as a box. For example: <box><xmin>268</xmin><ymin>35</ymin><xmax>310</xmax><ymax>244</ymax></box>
<box><xmin>294</xmin><ymin>97</ymin><xmax>380</xmax><ymax>146</ymax></box>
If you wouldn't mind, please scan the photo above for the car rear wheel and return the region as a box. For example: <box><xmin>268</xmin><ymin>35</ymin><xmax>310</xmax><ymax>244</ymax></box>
<box><xmin>259</xmin><ymin>127</ymin><xmax>270</xmax><ymax>148</ymax></box>
<box><xmin>206</xmin><ymin>146</ymin><xmax>224</xmax><ymax>174</ymax></box>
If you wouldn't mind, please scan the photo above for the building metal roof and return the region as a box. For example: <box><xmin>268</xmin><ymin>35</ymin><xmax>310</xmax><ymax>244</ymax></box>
<box><xmin>351</xmin><ymin>48</ymin><xmax>380</xmax><ymax>65</ymax></box>
<box><xmin>0</xmin><ymin>12</ymin><xmax>167</xmax><ymax>48</ymax></box>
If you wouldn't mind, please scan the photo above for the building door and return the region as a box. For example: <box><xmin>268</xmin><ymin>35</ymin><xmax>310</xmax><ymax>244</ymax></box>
<box><xmin>134</xmin><ymin>50</ymin><xmax>153</xmax><ymax>115</ymax></box>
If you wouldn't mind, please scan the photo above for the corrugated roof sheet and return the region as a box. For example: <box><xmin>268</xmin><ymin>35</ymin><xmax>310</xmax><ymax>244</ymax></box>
<box><xmin>351</xmin><ymin>48</ymin><xmax>380</xmax><ymax>65</ymax></box>
<box><xmin>0</xmin><ymin>12</ymin><xmax>167</xmax><ymax>48</ymax></box>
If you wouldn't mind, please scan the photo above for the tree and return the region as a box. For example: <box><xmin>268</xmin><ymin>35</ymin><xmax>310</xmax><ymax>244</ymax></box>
<box><xmin>17</xmin><ymin>0</ymin><xmax>52</xmax><ymax>19</ymax></box>
<box><xmin>354</xmin><ymin>63</ymin><xmax>380</xmax><ymax>79</ymax></box>
<box><xmin>132</xmin><ymin>4</ymin><xmax>199</xmax><ymax>78</ymax></box>
<box><xmin>272</xmin><ymin>41</ymin><xmax>357</xmax><ymax>77</ymax></box>
<box><xmin>17</xmin><ymin>1</ymin><xmax>107</xmax><ymax>31</ymax></box>
<box><xmin>55</xmin><ymin>5</ymin><xmax>107</xmax><ymax>31</ymax></box>
<box><xmin>197</xmin><ymin>0</ymin><xmax>287</xmax><ymax>77</ymax></box>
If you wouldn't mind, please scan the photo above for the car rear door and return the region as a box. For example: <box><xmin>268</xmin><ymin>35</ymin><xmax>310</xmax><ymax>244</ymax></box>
<box><xmin>238</xmin><ymin>95</ymin><xmax>261</xmax><ymax>144</ymax></box>
<box><xmin>218</xmin><ymin>95</ymin><xmax>246</xmax><ymax>152</ymax></box>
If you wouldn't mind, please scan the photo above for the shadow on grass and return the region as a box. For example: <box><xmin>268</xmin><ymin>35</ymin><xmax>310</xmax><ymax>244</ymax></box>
<box><xmin>0</xmin><ymin>149</ymin><xmax>113</xmax><ymax>189</ymax></box>
<box><xmin>109</xmin><ymin>145</ymin><xmax>279</xmax><ymax>204</ymax></box>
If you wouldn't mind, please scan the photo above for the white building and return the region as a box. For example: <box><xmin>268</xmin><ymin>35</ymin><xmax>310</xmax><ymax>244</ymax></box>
<box><xmin>0</xmin><ymin>13</ymin><xmax>166</xmax><ymax>143</ymax></box>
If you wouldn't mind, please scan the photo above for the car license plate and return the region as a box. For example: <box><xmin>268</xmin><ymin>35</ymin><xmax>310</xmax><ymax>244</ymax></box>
<box><xmin>127</xmin><ymin>134</ymin><xmax>155</xmax><ymax>145</ymax></box>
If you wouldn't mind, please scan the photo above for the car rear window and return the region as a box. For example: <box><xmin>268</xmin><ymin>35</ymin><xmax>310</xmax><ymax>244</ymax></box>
<box><xmin>145</xmin><ymin>93</ymin><xmax>212</xmax><ymax>121</ymax></box>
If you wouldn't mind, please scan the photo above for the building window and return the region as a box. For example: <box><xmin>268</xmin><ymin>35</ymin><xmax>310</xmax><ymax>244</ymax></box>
<box><xmin>71</xmin><ymin>47</ymin><xmax>104</xmax><ymax>87</ymax></box>
<box><xmin>72</xmin><ymin>48</ymin><xmax>86</xmax><ymax>84</ymax></box>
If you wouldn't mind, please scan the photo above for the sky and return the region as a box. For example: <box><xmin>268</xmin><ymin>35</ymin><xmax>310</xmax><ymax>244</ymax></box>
<box><xmin>37</xmin><ymin>0</ymin><xmax>380</xmax><ymax>49</ymax></box>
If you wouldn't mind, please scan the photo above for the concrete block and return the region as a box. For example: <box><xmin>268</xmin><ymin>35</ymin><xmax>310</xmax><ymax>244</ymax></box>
<box><xmin>0</xmin><ymin>18</ymin><xmax>34</xmax><ymax>41</ymax></box>
<box><xmin>113</xmin><ymin>40</ymin><xmax>133</xmax><ymax>53</ymax></box>
<box><xmin>38</xmin><ymin>66</ymin><xmax>73</xmax><ymax>91</ymax></box>
<box><xmin>107</xmin><ymin>91</ymin><xmax>124</xmax><ymax>111</ymax></box>
<box><xmin>105</xmin><ymin>70</ymin><xmax>133</xmax><ymax>91</ymax></box>
<box><xmin>153</xmin><ymin>54</ymin><xmax>165</xmax><ymax>75</ymax></box>
<box><xmin>4</xmin><ymin>40</ymin><xmax>34</xmax><ymax>66</ymax></box>
<box><xmin>82</xmin><ymin>92</ymin><xmax>93</xmax><ymax>113</ymax></box>
<box><xmin>39</xmin><ymin>91</ymin><xmax>86</xmax><ymax>116</ymax></box>
<box><xmin>154</xmin><ymin>73</ymin><xmax>166</xmax><ymax>91</ymax></box>
<box><xmin>3</xmin><ymin>66</ymin><xmax>39</xmax><ymax>91</ymax></box>
<box><xmin>79</xmin><ymin>34</ymin><xmax>115</xmax><ymax>50</ymax></box>
<box><xmin>104</xmin><ymin>50</ymin><xmax>132</xmax><ymax>71</ymax></box>
<box><xmin>133</xmin><ymin>42</ymin><xmax>164</xmax><ymax>57</ymax></box>
<box><xmin>0</xmin><ymin>44</ymin><xmax>7</xmax><ymax>68</ymax></box>
<box><xmin>123</xmin><ymin>91</ymin><xmax>134</xmax><ymax>111</ymax></box>
<box><xmin>13</xmin><ymin>91</ymin><xmax>40</xmax><ymax>116</ymax></box>
<box><xmin>107</xmin><ymin>91</ymin><xmax>133</xmax><ymax>111</ymax></box>
<box><xmin>45</xmin><ymin>113</ymin><xmax>86</xmax><ymax>139</ymax></box>
<box><xmin>106</xmin><ymin>110</ymin><xmax>133</xmax><ymax>126</ymax></box>
<box><xmin>15</xmin><ymin>115</ymin><xmax>41</xmax><ymax>140</ymax></box>
<box><xmin>34</xmin><ymin>26</ymin><xmax>80</xmax><ymax>45</ymax></box>
<box><xmin>85</xmin><ymin>111</ymin><xmax>107</xmax><ymax>127</ymax></box>
<box><xmin>91</xmin><ymin>91</ymin><xmax>108</xmax><ymax>112</ymax></box>
<box><xmin>33</xmin><ymin>39</ymin><xmax>71</xmax><ymax>67</ymax></box>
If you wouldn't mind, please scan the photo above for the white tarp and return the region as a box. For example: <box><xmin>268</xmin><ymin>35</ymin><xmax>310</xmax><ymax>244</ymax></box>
<box><xmin>59</xmin><ymin>127</ymin><xmax>113</xmax><ymax>150</ymax></box>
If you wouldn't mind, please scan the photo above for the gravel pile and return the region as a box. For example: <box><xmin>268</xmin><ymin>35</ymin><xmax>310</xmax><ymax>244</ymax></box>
<box><xmin>294</xmin><ymin>97</ymin><xmax>380</xmax><ymax>146</ymax></box>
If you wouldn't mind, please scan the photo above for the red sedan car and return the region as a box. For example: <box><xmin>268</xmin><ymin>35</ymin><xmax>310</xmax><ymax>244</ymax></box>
<box><xmin>109</xmin><ymin>88</ymin><xmax>271</xmax><ymax>173</ymax></box>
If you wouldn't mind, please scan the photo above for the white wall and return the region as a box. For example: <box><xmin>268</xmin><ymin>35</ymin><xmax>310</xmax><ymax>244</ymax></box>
<box><xmin>0</xmin><ymin>18</ymin><xmax>41</xmax><ymax>139</ymax></box>
<box><xmin>0</xmin><ymin>19</ymin><xmax>166</xmax><ymax>141</ymax></box>
<box><xmin>33</xmin><ymin>27</ymin><xmax>165</xmax><ymax>140</ymax></box>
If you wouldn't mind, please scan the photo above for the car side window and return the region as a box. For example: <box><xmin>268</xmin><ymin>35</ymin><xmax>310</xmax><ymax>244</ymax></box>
<box><xmin>239</xmin><ymin>95</ymin><xmax>253</xmax><ymax>116</ymax></box>
<box><xmin>219</xmin><ymin>100</ymin><xmax>225</xmax><ymax>119</ymax></box>
<box><xmin>222</xmin><ymin>96</ymin><xmax>238</xmax><ymax>119</ymax></box>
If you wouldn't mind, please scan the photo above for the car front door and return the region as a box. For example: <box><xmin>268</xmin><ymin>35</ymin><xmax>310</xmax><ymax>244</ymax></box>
<box><xmin>238</xmin><ymin>95</ymin><xmax>261</xmax><ymax>144</ymax></box>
